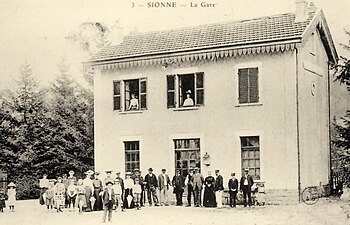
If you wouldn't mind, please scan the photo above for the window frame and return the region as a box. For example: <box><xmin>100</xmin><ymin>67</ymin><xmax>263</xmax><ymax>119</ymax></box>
<box><xmin>113</xmin><ymin>77</ymin><xmax>147</xmax><ymax>112</ymax></box>
<box><xmin>240</xmin><ymin>136</ymin><xmax>261</xmax><ymax>180</ymax></box>
<box><xmin>124</xmin><ymin>140</ymin><xmax>141</xmax><ymax>174</ymax></box>
<box><xmin>166</xmin><ymin>72</ymin><xmax>205</xmax><ymax>109</ymax></box>
<box><xmin>234</xmin><ymin>62</ymin><xmax>262</xmax><ymax>107</ymax></box>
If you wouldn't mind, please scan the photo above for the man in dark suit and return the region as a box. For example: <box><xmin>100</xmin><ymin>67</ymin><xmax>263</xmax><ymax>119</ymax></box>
<box><xmin>214</xmin><ymin>170</ymin><xmax>224</xmax><ymax>208</ymax></box>
<box><xmin>144</xmin><ymin>168</ymin><xmax>159</xmax><ymax>206</ymax></box>
<box><xmin>172</xmin><ymin>170</ymin><xmax>185</xmax><ymax>206</ymax></box>
<box><xmin>228</xmin><ymin>172</ymin><xmax>238</xmax><ymax>207</ymax></box>
<box><xmin>240</xmin><ymin>169</ymin><xmax>254</xmax><ymax>207</ymax></box>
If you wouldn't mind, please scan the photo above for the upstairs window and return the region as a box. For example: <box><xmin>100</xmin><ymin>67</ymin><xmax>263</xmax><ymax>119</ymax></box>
<box><xmin>167</xmin><ymin>72</ymin><xmax>204</xmax><ymax>108</ymax></box>
<box><xmin>238</xmin><ymin>67</ymin><xmax>259</xmax><ymax>104</ymax></box>
<box><xmin>113</xmin><ymin>78</ymin><xmax>147</xmax><ymax>111</ymax></box>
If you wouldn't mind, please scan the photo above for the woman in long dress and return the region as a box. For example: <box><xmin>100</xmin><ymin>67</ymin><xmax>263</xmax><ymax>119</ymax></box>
<box><xmin>123</xmin><ymin>173</ymin><xmax>135</xmax><ymax>209</ymax></box>
<box><xmin>203</xmin><ymin>171</ymin><xmax>216</xmax><ymax>207</ymax></box>
<box><xmin>54</xmin><ymin>177</ymin><xmax>66</xmax><ymax>212</ymax></box>
<box><xmin>7</xmin><ymin>182</ymin><xmax>16</xmax><ymax>212</ymax></box>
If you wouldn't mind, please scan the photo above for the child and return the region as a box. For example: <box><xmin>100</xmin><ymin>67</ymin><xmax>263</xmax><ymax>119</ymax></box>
<box><xmin>101</xmin><ymin>181</ymin><xmax>115</xmax><ymax>223</ymax></box>
<box><xmin>133</xmin><ymin>178</ymin><xmax>142</xmax><ymax>210</ymax></box>
<box><xmin>54</xmin><ymin>177</ymin><xmax>65</xmax><ymax>212</ymax></box>
<box><xmin>7</xmin><ymin>182</ymin><xmax>16</xmax><ymax>212</ymax></box>
<box><xmin>0</xmin><ymin>189</ymin><xmax>6</xmax><ymax>212</ymax></box>
<box><xmin>113</xmin><ymin>178</ymin><xmax>123</xmax><ymax>211</ymax></box>
<box><xmin>45</xmin><ymin>181</ymin><xmax>54</xmax><ymax>212</ymax></box>
<box><xmin>76</xmin><ymin>179</ymin><xmax>87</xmax><ymax>213</ymax></box>
<box><xmin>66</xmin><ymin>180</ymin><xmax>77</xmax><ymax>211</ymax></box>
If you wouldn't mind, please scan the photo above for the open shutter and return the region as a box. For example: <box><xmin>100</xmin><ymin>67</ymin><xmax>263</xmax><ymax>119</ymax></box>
<box><xmin>195</xmin><ymin>72</ymin><xmax>204</xmax><ymax>105</ymax></box>
<box><xmin>248</xmin><ymin>68</ymin><xmax>259</xmax><ymax>103</ymax></box>
<box><xmin>238</xmin><ymin>69</ymin><xmax>248</xmax><ymax>104</ymax></box>
<box><xmin>167</xmin><ymin>75</ymin><xmax>175</xmax><ymax>108</ymax></box>
<box><xmin>140</xmin><ymin>78</ymin><xmax>147</xmax><ymax>109</ymax></box>
<box><xmin>113</xmin><ymin>80</ymin><xmax>121</xmax><ymax>110</ymax></box>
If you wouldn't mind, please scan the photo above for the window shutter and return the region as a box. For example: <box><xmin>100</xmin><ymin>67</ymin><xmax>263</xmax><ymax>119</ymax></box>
<box><xmin>238</xmin><ymin>69</ymin><xmax>248</xmax><ymax>104</ymax></box>
<box><xmin>140</xmin><ymin>78</ymin><xmax>147</xmax><ymax>109</ymax></box>
<box><xmin>113</xmin><ymin>80</ymin><xmax>121</xmax><ymax>110</ymax></box>
<box><xmin>195</xmin><ymin>72</ymin><xmax>204</xmax><ymax>105</ymax></box>
<box><xmin>167</xmin><ymin>75</ymin><xmax>175</xmax><ymax>108</ymax></box>
<box><xmin>248</xmin><ymin>68</ymin><xmax>259</xmax><ymax>103</ymax></box>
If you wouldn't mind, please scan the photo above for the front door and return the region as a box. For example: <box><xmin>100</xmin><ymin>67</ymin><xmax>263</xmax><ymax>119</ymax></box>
<box><xmin>174</xmin><ymin>139</ymin><xmax>201</xmax><ymax>178</ymax></box>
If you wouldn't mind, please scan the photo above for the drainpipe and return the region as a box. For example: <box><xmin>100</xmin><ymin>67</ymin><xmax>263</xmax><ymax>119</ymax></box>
<box><xmin>327</xmin><ymin>62</ymin><xmax>332</xmax><ymax>188</ymax></box>
<box><xmin>295</xmin><ymin>48</ymin><xmax>301</xmax><ymax>203</ymax></box>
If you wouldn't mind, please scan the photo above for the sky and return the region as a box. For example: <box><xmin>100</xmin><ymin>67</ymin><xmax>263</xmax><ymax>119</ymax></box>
<box><xmin>0</xmin><ymin>0</ymin><xmax>349</xmax><ymax>90</ymax></box>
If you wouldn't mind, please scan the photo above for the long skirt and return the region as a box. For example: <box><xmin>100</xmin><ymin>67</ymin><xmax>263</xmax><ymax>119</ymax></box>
<box><xmin>75</xmin><ymin>194</ymin><xmax>87</xmax><ymax>208</ymax></box>
<box><xmin>39</xmin><ymin>188</ymin><xmax>46</xmax><ymax>205</ymax></box>
<box><xmin>93</xmin><ymin>188</ymin><xmax>103</xmax><ymax>211</ymax></box>
<box><xmin>54</xmin><ymin>193</ymin><xmax>65</xmax><ymax>207</ymax></box>
<box><xmin>203</xmin><ymin>187</ymin><xmax>216</xmax><ymax>207</ymax></box>
<box><xmin>123</xmin><ymin>188</ymin><xmax>135</xmax><ymax>209</ymax></box>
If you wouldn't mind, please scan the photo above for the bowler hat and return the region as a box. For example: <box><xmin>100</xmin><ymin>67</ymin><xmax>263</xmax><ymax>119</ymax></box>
<box><xmin>244</xmin><ymin>168</ymin><xmax>249</xmax><ymax>172</ymax></box>
<box><xmin>231</xmin><ymin>173</ymin><xmax>236</xmax><ymax>176</ymax></box>
<box><xmin>106</xmin><ymin>181</ymin><xmax>113</xmax><ymax>186</ymax></box>
<box><xmin>215</xmin><ymin>170</ymin><xmax>220</xmax><ymax>173</ymax></box>
<box><xmin>148</xmin><ymin>168</ymin><xmax>153</xmax><ymax>171</ymax></box>
<box><xmin>161</xmin><ymin>169</ymin><xmax>166</xmax><ymax>172</ymax></box>
<box><xmin>105</xmin><ymin>170</ymin><xmax>112</xmax><ymax>174</ymax></box>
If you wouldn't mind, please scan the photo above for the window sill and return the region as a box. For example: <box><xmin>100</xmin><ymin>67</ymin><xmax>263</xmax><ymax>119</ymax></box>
<box><xmin>119</xmin><ymin>110</ymin><xmax>143</xmax><ymax>115</ymax></box>
<box><xmin>235</xmin><ymin>103</ymin><xmax>263</xmax><ymax>107</ymax></box>
<box><xmin>173</xmin><ymin>106</ymin><xmax>200</xmax><ymax>111</ymax></box>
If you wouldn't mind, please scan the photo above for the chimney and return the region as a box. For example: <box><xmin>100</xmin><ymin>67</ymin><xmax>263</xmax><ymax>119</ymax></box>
<box><xmin>295</xmin><ymin>0</ymin><xmax>308</xmax><ymax>22</ymax></box>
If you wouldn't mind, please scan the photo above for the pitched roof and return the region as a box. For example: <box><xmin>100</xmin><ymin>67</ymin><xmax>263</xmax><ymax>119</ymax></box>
<box><xmin>90</xmin><ymin>12</ymin><xmax>314</xmax><ymax>63</ymax></box>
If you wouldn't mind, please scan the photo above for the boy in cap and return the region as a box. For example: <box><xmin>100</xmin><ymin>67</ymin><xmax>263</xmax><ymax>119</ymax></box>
<box><xmin>158</xmin><ymin>169</ymin><xmax>171</xmax><ymax>206</ymax></box>
<box><xmin>144</xmin><ymin>168</ymin><xmax>159</xmax><ymax>206</ymax></box>
<box><xmin>101</xmin><ymin>181</ymin><xmax>115</xmax><ymax>223</ymax></box>
<box><xmin>240</xmin><ymin>169</ymin><xmax>254</xmax><ymax>207</ymax></box>
<box><xmin>133</xmin><ymin>178</ymin><xmax>142</xmax><ymax>210</ymax></box>
<box><xmin>228</xmin><ymin>173</ymin><xmax>238</xmax><ymax>207</ymax></box>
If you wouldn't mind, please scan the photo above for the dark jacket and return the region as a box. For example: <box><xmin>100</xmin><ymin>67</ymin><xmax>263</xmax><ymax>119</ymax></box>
<box><xmin>239</xmin><ymin>175</ymin><xmax>254</xmax><ymax>190</ymax></box>
<box><xmin>144</xmin><ymin>173</ymin><xmax>158</xmax><ymax>189</ymax></box>
<box><xmin>172</xmin><ymin>175</ymin><xmax>185</xmax><ymax>192</ymax></box>
<box><xmin>228</xmin><ymin>178</ymin><xmax>239</xmax><ymax>192</ymax></box>
<box><xmin>102</xmin><ymin>188</ymin><xmax>116</xmax><ymax>206</ymax></box>
<box><xmin>215</xmin><ymin>175</ymin><xmax>224</xmax><ymax>191</ymax></box>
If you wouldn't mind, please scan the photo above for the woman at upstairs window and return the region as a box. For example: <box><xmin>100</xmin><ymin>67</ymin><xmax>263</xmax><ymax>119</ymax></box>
<box><xmin>128</xmin><ymin>93</ymin><xmax>139</xmax><ymax>110</ymax></box>
<box><xmin>182</xmin><ymin>90</ymin><xmax>194</xmax><ymax>107</ymax></box>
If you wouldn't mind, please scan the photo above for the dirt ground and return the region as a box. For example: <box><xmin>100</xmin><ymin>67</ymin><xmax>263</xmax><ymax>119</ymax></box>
<box><xmin>0</xmin><ymin>199</ymin><xmax>349</xmax><ymax>225</ymax></box>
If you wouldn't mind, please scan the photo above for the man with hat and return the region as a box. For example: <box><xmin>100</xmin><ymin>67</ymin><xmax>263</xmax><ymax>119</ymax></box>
<box><xmin>132</xmin><ymin>169</ymin><xmax>145</xmax><ymax>207</ymax></box>
<box><xmin>228</xmin><ymin>173</ymin><xmax>238</xmax><ymax>207</ymax></box>
<box><xmin>67</xmin><ymin>170</ymin><xmax>77</xmax><ymax>186</ymax></box>
<box><xmin>191</xmin><ymin>167</ymin><xmax>204</xmax><ymax>207</ymax></box>
<box><xmin>240</xmin><ymin>169</ymin><xmax>254</xmax><ymax>207</ymax></box>
<box><xmin>39</xmin><ymin>174</ymin><xmax>49</xmax><ymax>205</ymax></box>
<box><xmin>214</xmin><ymin>169</ymin><xmax>224</xmax><ymax>208</ymax></box>
<box><xmin>144</xmin><ymin>168</ymin><xmax>159</xmax><ymax>206</ymax></box>
<box><xmin>158</xmin><ymin>168</ymin><xmax>171</xmax><ymax>206</ymax></box>
<box><xmin>185</xmin><ymin>169</ymin><xmax>195</xmax><ymax>206</ymax></box>
<box><xmin>93</xmin><ymin>172</ymin><xmax>103</xmax><ymax>211</ymax></box>
<box><xmin>172</xmin><ymin>169</ymin><xmax>185</xmax><ymax>206</ymax></box>
<box><xmin>83</xmin><ymin>170</ymin><xmax>94</xmax><ymax>211</ymax></box>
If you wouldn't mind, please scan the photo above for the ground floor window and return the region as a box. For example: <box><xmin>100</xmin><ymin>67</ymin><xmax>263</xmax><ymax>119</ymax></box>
<box><xmin>124</xmin><ymin>141</ymin><xmax>140</xmax><ymax>173</ymax></box>
<box><xmin>174</xmin><ymin>139</ymin><xmax>201</xmax><ymax>178</ymax></box>
<box><xmin>240</xmin><ymin>136</ymin><xmax>260</xmax><ymax>180</ymax></box>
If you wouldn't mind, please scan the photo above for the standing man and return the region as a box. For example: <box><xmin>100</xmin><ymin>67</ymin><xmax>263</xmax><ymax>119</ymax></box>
<box><xmin>158</xmin><ymin>169</ymin><xmax>171</xmax><ymax>206</ymax></box>
<box><xmin>93</xmin><ymin>172</ymin><xmax>103</xmax><ymax>211</ymax></box>
<box><xmin>132</xmin><ymin>169</ymin><xmax>144</xmax><ymax>207</ymax></box>
<box><xmin>228</xmin><ymin>173</ymin><xmax>238</xmax><ymax>207</ymax></box>
<box><xmin>39</xmin><ymin>174</ymin><xmax>49</xmax><ymax>205</ymax></box>
<box><xmin>83</xmin><ymin>170</ymin><xmax>94</xmax><ymax>212</ymax></box>
<box><xmin>214</xmin><ymin>170</ymin><xmax>224</xmax><ymax>208</ymax></box>
<box><xmin>240</xmin><ymin>169</ymin><xmax>254</xmax><ymax>207</ymax></box>
<box><xmin>191</xmin><ymin>167</ymin><xmax>204</xmax><ymax>207</ymax></box>
<box><xmin>67</xmin><ymin>170</ymin><xmax>77</xmax><ymax>185</ymax></box>
<box><xmin>62</xmin><ymin>174</ymin><xmax>69</xmax><ymax>208</ymax></box>
<box><xmin>144</xmin><ymin>168</ymin><xmax>159</xmax><ymax>206</ymax></box>
<box><xmin>172</xmin><ymin>170</ymin><xmax>185</xmax><ymax>206</ymax></box>
<box><xmin>185</xmin><ymin>169</ymin><xmax>194</xmax><ymax>207</ymax></box>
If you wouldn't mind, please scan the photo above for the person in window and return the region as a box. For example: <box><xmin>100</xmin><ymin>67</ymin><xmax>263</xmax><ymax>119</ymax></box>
<box><xmin>240</xmin><ymin>168</ymin><xmax>254</xmax><ymax>207</ymax></box>
<box><xmin>128</xmin><ymin>93</ymin><xmax>139</xmax><ymax>110</ymax></box>
<box><xmin>182</xmin><ymin>90</ymin><xmax>194</xmax><ymax>107</ymax></box>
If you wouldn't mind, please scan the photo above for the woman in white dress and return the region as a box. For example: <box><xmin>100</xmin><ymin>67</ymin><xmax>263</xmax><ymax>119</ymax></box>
<box><xmin>7</xmin><ymin>182</ymin><xmax>16</xmax><ymax>212</ymax></box>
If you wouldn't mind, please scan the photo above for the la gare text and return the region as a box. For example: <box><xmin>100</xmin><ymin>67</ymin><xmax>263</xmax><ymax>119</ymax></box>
<box><xmin>145</xmin><ymin>2</ymin><xmax>217</xmax><ymax>8</ymax></box>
